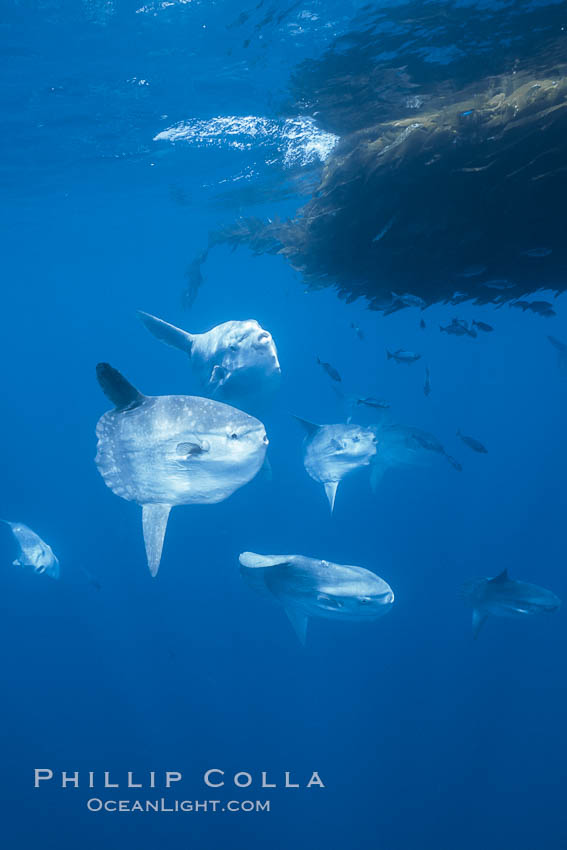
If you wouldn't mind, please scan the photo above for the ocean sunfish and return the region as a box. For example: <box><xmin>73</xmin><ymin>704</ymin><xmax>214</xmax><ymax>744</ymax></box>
<box><xmin>95</xmin><ymin>363</ymin><xmax>268</xmax><ymax>576</ymax></box>
<box><xmin>239</xmin><ymin>552</ymin><xmax>394</xmax><ymax>644</ymax></box>
<box><xmin>2</xmin><ymin>521</ymin><xmax>59</xmax><ymax>579</ymax></box>
<box><xmin>294</xmin><ymin>418</ymin><xmax>378</xmax><ymax>512</ymax></box>
<box><xmin>370</xmin><ymin>423</ymin><xmax>461</xmax><ymax>491</ymax></box>
<box><xmin>138</xmin><ymin>312</ymin><xmax>281</xmax><ymax>399</ymax></box>
<box><xmin>462</xmin><ymin>569</ymin><xmax>561</xmax><ymax>638</ymax></box>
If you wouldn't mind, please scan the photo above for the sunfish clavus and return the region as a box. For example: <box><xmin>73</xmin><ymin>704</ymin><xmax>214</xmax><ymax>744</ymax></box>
<box><xmin>462</xmin><ymin>569</ymin><xmax>561</xmax><ymax>638</ymax></box>
<box><xmin>239</xmin><ymin>552</ymin><xmax>394</xmax><ymax>644</ymax></box>
<box><xmin>294</xmin><ymin>418</ymin><xmax>378</xmax><ymax>512</ymax></box>
<box><xmin>95</xmin><ymin>363</ymin><xmax>268</xmax><ymax>576</ymax></box>
<box><xmin>2</xmin><ymin>521</ymin><xmax>59</xmax><ymax>579</ymax></box>
<box><xmin>138</xmin><ymin>312</ymin><xmax>281</xmax><ymax>399</ymax></box>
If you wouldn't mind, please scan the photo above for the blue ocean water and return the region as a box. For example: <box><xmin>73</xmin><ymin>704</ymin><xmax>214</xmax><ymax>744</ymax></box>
<box><xmin>1</xmin><ymin>1</ymin><xmax>566</xmax><ymax>848</ymax></box>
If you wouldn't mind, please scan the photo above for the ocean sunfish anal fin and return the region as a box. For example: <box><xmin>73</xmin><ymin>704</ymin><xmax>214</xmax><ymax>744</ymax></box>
<box><xmin>96</xmin><ymin>363</ymin><xmax>145</xmax><ymax>410</ymax></box>
<box><xmin>370</xmin><ymin>462</ymin><xmax>386</xmax><ymax>493</ymax></box>
<box><xmin>261</xmin><ymin>455</ymin><xmax>272</xmax><ymax>481</ymax></box>
<box><xmin>138</xmin><ymin>311</ymin><xmax>194</xmax><ymax>355</ymax></box>
<box><xmin>324</xmin><ymin>481</ymin><xmax>338</xmax><ymax>513</ymax></box>
<box><xmin>472</xmin><ymin>608</ymin><xmax>488</xmax><ymax>639</ymax></box>
<box><xmin>284</xmin><ymin>606</ymin><xmax>308</xmax><ymax>645</ymax></box>
<box><xmin>142</xmin><ymin>504</ymin><xmax>172</xmax><ymax>577</ymax></box>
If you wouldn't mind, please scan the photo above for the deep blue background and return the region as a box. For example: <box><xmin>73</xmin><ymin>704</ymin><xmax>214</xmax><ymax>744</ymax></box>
<box><xmin>1</xmin><ymin>1</ymin><xmax>566</xmax><ymax>848</ymax></box>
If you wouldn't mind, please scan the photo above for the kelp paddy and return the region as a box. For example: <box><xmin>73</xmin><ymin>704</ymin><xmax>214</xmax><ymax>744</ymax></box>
<box><xmin>191</xmin><ymin>3</ymin><xmax>567</xmax><ymax>313</ymax></box>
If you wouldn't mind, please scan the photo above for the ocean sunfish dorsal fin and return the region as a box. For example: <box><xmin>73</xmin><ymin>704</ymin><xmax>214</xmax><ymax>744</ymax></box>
<box><xmin>548</xmin><ymin>335</ymin><xmax>567</xmax><ymax>354</ymax></box>
<box><xmin>138</xmin><ymin>311</ymin><xmax>194</xmax><ymax>355</ymax></box>
<box><xmin>324</xmin><ymin>481</ymin><xmax>338</xmax><ymax>513</ymax></box>
<box><xmin>96</xmin><ymin>363</ymin><xmax>145</xmax><ymax>410</ymax></box>
<box><xmin>239</xmin><ymin>552</ymin><xmax>290</xmax><ymax>569</ymax></box>
<box><xmin>284</xmin><ymin>606</ymin><xmax>308</xmax><ymax>645</ymax></box>
<box><xmin>291</xmin><ymin>415</ymin><xmax>320</xmax><ymax>437</ymax></box>
<box><xmin>472</xmin><ymin>608</ymin><xmax>488</xmax><ymax>639</ymax></box>
<box><xmin>142</xmin><ymin>504</ymin><xmax>172</xmax><ymax>577</ymax></box>
<box><xmin>490</xmin><ymin>569</ymin><xmax>509</xmax><ymax>584</ymax></box>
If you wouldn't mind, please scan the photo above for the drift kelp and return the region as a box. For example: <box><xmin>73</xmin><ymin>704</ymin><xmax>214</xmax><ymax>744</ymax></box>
<box><xmin>191</xmin><ymin>0</ymin><xmax>567</xmax><ymax>314</ymax></box>
<box><xmin>204</xmin><ymin>69</ymin><xmax>567</xmax><ymax>311</ymax></box>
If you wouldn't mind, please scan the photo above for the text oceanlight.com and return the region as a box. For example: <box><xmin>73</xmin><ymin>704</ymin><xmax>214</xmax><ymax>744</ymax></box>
<box><xmin>87</xmin><ymin>798</ymin><xmax>271</xmax><ymax>813</ymax></box>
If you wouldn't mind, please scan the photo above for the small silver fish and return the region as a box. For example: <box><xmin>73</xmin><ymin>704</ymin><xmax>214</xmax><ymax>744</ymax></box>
<box><xmin>372</xmin><ymin>216</ymin><xmax>396</xmax><ymax>243</ymax></box>
<box><xmin>386</xmin><ymin>349</ymin><xmax>421</xmax><ymax>364</ymax></box>
<box><xmin>383</xmin><ymin>299</ymin><xmax>406</xmax><ymax>316</ymax></box>
<box><xmin>391</xmin><ymin>292</ymin><xmax>426</xmax><ymax>309</ymax></box>
<box><xmin>440</xmin><ymin>319</ymin><xmax>477</xmax><ymax>338</ymax></box>
<box><xmin>350</xmin><ymin>322</ymin><xmax>364</xmax><ymax>341</ymax></box>
<box><xmin>423</xmin><ymin>366</ymin><xmax>431</xmax><ymax>397</ymax></box>
<box><xmin>356</xmin><ymin>396</ymin><xmax>390</xmax><ymax>410</ymax></box>
<box><xmin>472</xmin><ymin>320</ymin><xmax>493</xmax><ymax>333</ymax></box>
<box><xmin>458</xmin><ymin>264</ymin><xmax>487</xmax><ymax>278</ymax></box>
<box><xmin>511</xmin><ymin>300</ymin><xmax>556</xmax><ymax>317</ymax></box>
<box><xmin>317</xmin><ymin>357</ymin><xmax>342</xmax><ymax>383</ymax></box>
<box><xmin>457</xmin><ymin>429</ymin><xmax>487</xmax><ymax>454</ymax></box>
<box><xmin>482</xmin><ymin>279</ymin><xmax>516</xmax><ymax>291</ymax></box>
<box><xmin>522</xmin><ymin>247</ymin><xmax>552</xmax><ymax>258</ymax></box>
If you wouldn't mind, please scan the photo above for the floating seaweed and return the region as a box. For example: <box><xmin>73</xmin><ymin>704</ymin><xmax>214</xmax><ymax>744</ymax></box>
<box><xmin>192</xmin><ymin>9</ymin><xmax>567</xmax><ymax>314</ymax></box>
<box><xmin>197</xmin><ymin>67</ymin><xmax>566</xmax><ymax>312</ymax></box>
